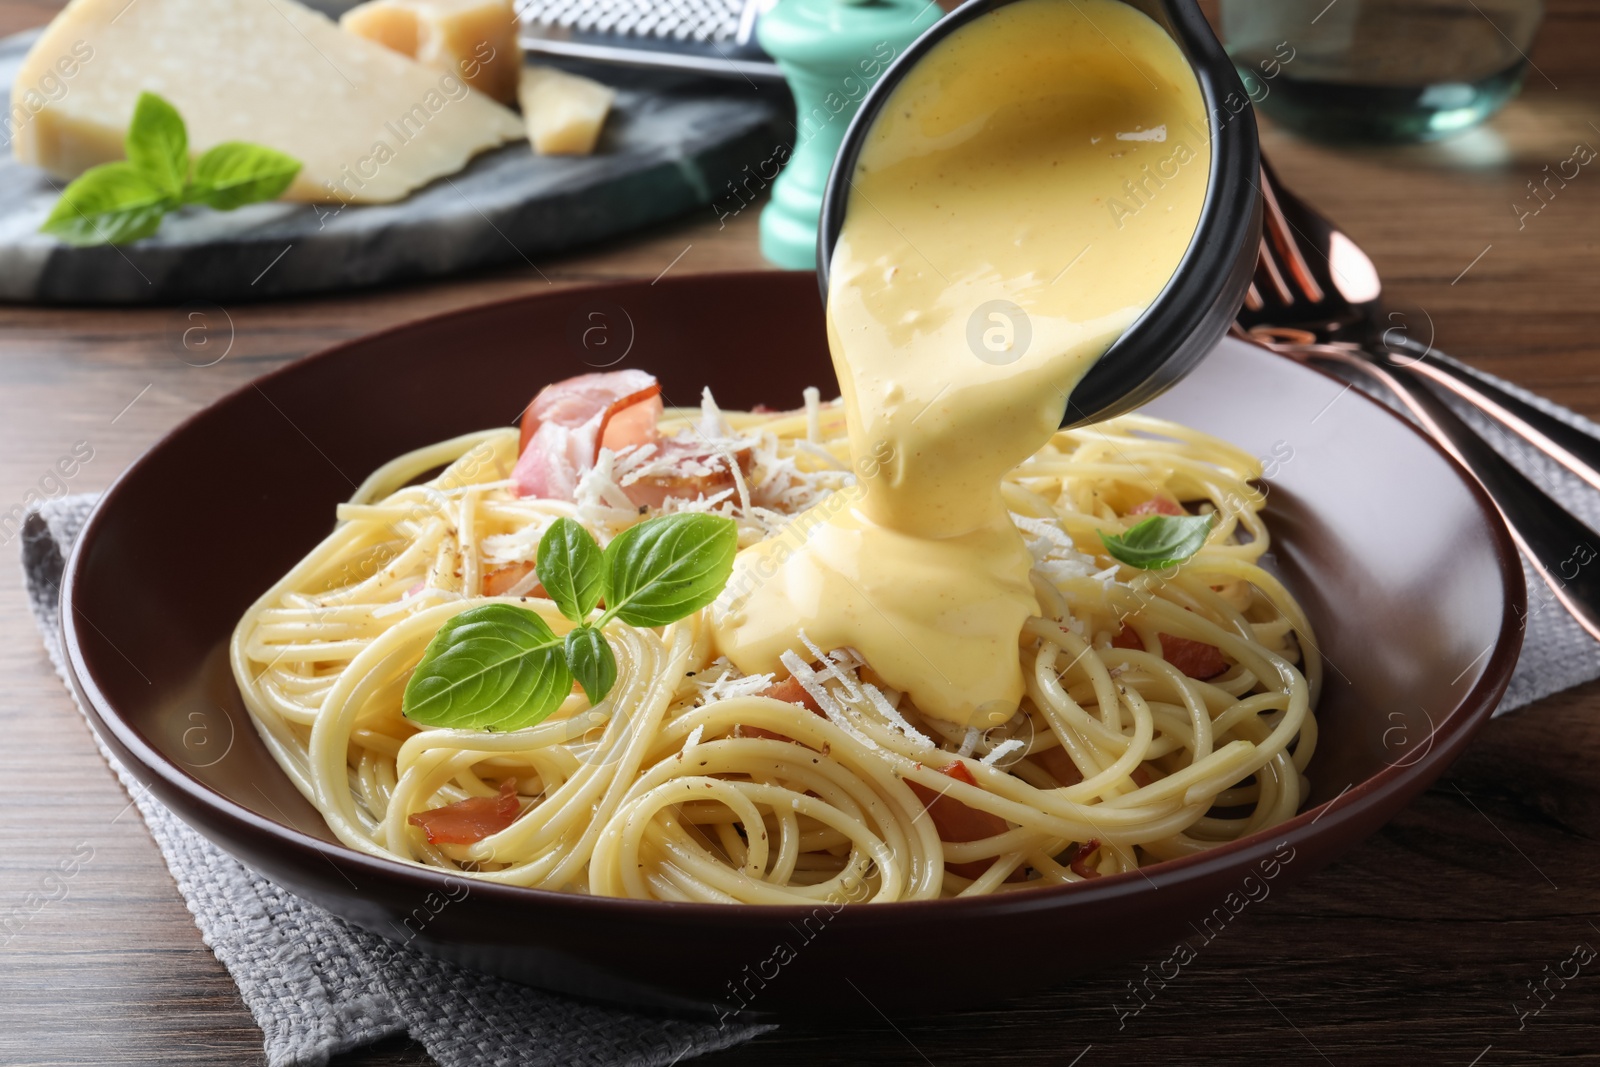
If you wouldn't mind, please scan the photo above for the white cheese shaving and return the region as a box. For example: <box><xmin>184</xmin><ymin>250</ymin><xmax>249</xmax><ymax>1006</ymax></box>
<box><xmin>791</xmin><ymin>439</ymin><xmax>849</xmax><ymax>472</ymax></box>
<box><xmin>981</xmin><ymin>739</ymin><xmax>1025</xmax><ymax>767</ymax></box>
<box><xmin>796</xmin><ymin>635</ymin><xmax>933</xmax><ymax>750</ymax></box>
<box><xmin>695</xmin><ymin>659</ymin><xmax>777</xmax><ymax>704</ymax></box>
<box><xmin>957</xmin><ymin>727</ymin><xmax>980</xmax><ymax>758</ymax></box>
<box><xmin>572</xmin><ymin>449</ymin><xmax>643</xmax><ymax>540</ymax></box>
<box><xmin>1116</xmin><ymin>125</ymin><xmax>1167</xmax><ymax>141</ymax></box>
<box><xmin>779</xmin><ymin>648</ymin><xmax>879</xmax><ymax>752</ymax></box>
<box><xmin>682</xmin><ymin>724</ymin><xmax>704</xmax><ymax>756</ymax></box>
<box><xmin>861</xmin><ymin>680</ymin><xmax>935</xmax><ymax>751</ymax></box>
<box><xmin>699</xmin><ymin>386</ymin><xmax>732</xmax><ymax>439</ymax></box>
<box><xmin>1012</xmin><ymin>512</ymin><xmax>1121</xmax><ymax>590</ymax></box>
<box><xmin>803</xmin><ymin>386</ymin><xmax>822</xmax><ymax>443</ymax></box>
<box><xmin>480</xmin><ymin>521</ymin><xmax>549</xmax><ymax>566</ymax></box>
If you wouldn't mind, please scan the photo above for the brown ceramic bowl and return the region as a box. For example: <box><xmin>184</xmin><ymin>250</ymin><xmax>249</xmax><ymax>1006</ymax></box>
<box><xmin>61</xmin><ymin>271</ymin><xmax>1523</xmax><ymax>1018</ymax></box>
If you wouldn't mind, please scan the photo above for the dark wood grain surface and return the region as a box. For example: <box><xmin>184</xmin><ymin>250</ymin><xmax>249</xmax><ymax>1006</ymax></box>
<box><xmin>2</xmin><ymin>3</ymin><xmax>1598</xmax><ymax>1065</ymax></box>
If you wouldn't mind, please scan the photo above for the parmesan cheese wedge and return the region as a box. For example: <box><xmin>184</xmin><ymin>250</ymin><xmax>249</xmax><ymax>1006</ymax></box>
<box><xmin>518</xmin><ymin>66</ymin><xmax>616</xmax><ymax>156</ymax></box>
<box><xmin>11</xmin><ymin>0</ymin><xmax>525</xmax><ymax>204</ymax></box>
<box><xmin>341</xmin><ymin>0</ymin><xmax>521</xmax><ymax>105</ymax></box>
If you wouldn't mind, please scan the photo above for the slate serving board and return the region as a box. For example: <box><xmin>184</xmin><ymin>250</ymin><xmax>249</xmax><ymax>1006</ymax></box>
<box><xmin>0</xmin><ymin>30</ymin><xmax>788</xmax><ymax>304</ymax></box>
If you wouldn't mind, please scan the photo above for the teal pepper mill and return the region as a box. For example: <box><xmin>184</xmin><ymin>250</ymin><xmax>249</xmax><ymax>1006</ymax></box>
<box><xmin>757</xmin><ymin>0</ymin><xmax>941</xmax><ymax>270</ymax></box>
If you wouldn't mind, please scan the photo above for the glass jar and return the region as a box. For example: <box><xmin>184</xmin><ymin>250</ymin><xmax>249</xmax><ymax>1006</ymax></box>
<box><xmin>1219</xmin><ymin>0</ymin><xmax>1545</xmax><ymax>143</ymax></box>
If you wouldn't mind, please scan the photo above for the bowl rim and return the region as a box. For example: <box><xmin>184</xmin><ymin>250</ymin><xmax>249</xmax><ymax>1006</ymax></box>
<box><xmin>60</xmin><ymin>271</ymin><xmax>1527</xmax><ymax>924</ymax></box>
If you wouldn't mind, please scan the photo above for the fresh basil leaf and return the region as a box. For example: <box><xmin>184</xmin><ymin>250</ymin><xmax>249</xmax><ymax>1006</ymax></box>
<box><xmin>125</xmin><ymin>91</ymin><xmax>188</xmax><ymax>197</ymax></box>
<box><xmin>186</xmin><ymin>141</ymin><xmax>302</xmax><ymax>210</ymax></box>
<box><xmin>403</xmin><ymin>604</ymin><xmax>572</xmax><ymax>731</ymax></box>
<box><xmin>564</xmin><ymin>626</ymin><xmax>617</xmax><ymax>705</ymax></box>
<box><xmin>1098</xmin><ymin>513</ymin><xmax>1216</xmax><ymax>570</ymax></box>
<box><xmin>600</xmin><ymin>513</ymin><xmax>738</xmax><ymax>628</ymax></box>
<box><xmin>537</xmin><ymin>517</ymin><xmax>604</xmax><ymax>622</ymax></box>
<box><xmin>40</xmin><ymin>162</ymin><xmax>173</xmax><ymax>246</ymax></box>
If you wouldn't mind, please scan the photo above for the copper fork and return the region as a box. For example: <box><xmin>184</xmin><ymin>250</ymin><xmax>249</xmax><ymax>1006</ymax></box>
<box><xmin>1237</xmin><ymin>160</ymin><xmax>1600</xmax><ymax>642</ymax></box>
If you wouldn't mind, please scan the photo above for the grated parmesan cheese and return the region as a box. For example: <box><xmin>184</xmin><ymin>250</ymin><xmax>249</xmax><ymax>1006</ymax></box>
<box><xmin>1013</xmin><ymin>512</ymin><xmax>1122</xmax><ymax>590</ymax></box>
<box><xmin>480</xmin><ymin>515</ymin><xmax>556</xmax><ymax>566</ymax></box>
<box><xmin>790</xmin><ymin>634</ymin><xmax>935</xmax><ymax>751</ymax></box>
<box><xmin>779</xmin><ymin>648</ymin><xmax>880</xmax><ymax>752</ymax></box>
<box><xmin>980</xmin><ymin>739</ymin><xmax>1024</xmax><ymax>766</ymax></box>
<box><xmin>695</xmin><ymin>658</ymin><xmax>777</xmax><ymax>704</ymax></box>
<box><xmin>572</xmin><ymin>449</ymin><xmax>644</xmax><ymax>540</ymax></box>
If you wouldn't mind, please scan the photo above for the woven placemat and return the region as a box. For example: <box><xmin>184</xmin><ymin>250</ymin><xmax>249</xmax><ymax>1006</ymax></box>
<box><xmin>21</xmin><ymin>496</ymin><xmax>773</xmax><ymax>1067</ymax></box>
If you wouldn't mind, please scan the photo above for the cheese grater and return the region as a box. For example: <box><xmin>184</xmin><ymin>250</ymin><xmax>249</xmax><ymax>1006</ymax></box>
<box><xmin>516</xmin><ymin>0</ymin><xmax>785</xmax><ymax>82</ymax></box>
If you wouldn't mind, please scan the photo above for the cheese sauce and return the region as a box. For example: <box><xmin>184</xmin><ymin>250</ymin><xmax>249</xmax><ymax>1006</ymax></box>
<box><xmin>711</xmin><ymin>0</ymin><xmax>1211</xmax><ymax>726</ymax></box>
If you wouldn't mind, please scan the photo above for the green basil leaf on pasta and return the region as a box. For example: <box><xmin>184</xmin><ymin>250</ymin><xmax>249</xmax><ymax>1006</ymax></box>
<box><xmin>564</xmin><ymin>626</ymin><xmax>617</xmax><ymax>705</ymax></box>
<box><xmin>403</xmin><ymin>604</ymin><xmax>572</xmax><ymax>731</ymax></box>
<box><xmin>600</xmin><ymin>513</ymin><xmax>738</xmax><ymax>628</ymax></box>
<box><xmin>186</xmin><ymin>141</ymin><xmax>303</xmax><ymax>210</ymax></box>
<box><xmin>39</xmin><ymin>162</ymin><xmax>174</xmax><ymax>246</ymax></box>
<box><xmin>1098</xmin><ymin>513</ymin><xmax>1215</xmax><ymax>570</ymax></box>
<box><xmin>537</xmin><ymin>517</ymin><xmax>604</xmax><ymax>622</ymax></box>
<box><xmin>125</xmin><ymin>91</ymin><xmax>189</xmax><ymax>197</ymax></box>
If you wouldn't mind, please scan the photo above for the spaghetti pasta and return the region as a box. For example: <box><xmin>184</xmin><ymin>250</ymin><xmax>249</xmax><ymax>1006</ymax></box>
<box><xmin>231</xmin><ymin>395</ymin><xmax>1319</xmax><ymax>902</ymax></box>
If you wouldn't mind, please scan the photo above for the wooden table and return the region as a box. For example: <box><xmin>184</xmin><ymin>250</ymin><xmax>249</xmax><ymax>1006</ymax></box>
<box><xmin>3</xmin><ymin>3</ymin><xmax>1598</xmax><ymax>1065</ymax></box>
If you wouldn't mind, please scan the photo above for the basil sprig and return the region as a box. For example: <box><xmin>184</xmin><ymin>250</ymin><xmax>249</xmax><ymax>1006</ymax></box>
<box><xmin>1099</xmin><ymin>513</ymin><xmax>1215</xmax><ymax>570</ymax></box>
<box><xmin>41</xmin><ymin>91</ymin><xmax>301</xmax><ymax>247</ymax></box>
<box><xmin>402</xmin><ymin>604</ymin><xmax>572</xmax><ymax>731</ymax></box>
<box><xmin>402</xmin><ymin>513</ymin><xmax>738</xmax><ymax>731</ymax></box>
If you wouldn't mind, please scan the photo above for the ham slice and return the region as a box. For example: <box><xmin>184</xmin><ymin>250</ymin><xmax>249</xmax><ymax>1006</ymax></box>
<box><xmin>407</xmin><ymin>778</ymin><xmax>521</xmax><ymax>845</ymax></box>
<box><xmin>510</xmin><ymin>370</ymin><xmax>751</xmax><ymax>507</ymax></box>
<box><xmin>512</xmin><ymin>370</ymin><xmax>662</xmax><ymax>499</ymax></box>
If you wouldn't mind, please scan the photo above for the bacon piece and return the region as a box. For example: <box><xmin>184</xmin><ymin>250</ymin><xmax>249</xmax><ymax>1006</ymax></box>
<box><xmin>1069</xmin><ymin>839</ymin><xmax>1103</xmax><ymax>879</ymax></box>
<box><xmin>759</xmin><ymin>675</ymin><xmax>824</xmax><ymax>715</ymax></box>
<box><xmin>600</xmin><ymin>392</ymin><xmax>664</xmax><ymax>454</ymax></box>
<box><xmin>620</xmin><ymin>439</ymin><xmax>755</xmax><ymax>510</ymax></box>
<box><xmin>481</xmin><ymin>561</ymin><xmax>545</xmax><ymax>598</ymax></box>
<box><xmin>1111</xmin><ymin>625</ymin><xmax>1228</xmax><ymax>681</ymax></box>
<box><xmin>512</xmin><ymin>370</ymin><xmax>662</xmax><ymax>499</ymax></box>
<box><xmin>908</xmin><ymin>762</ymin><xmax>1020</xmax><ymax>881</ymax></box>
<box><xmin>408</xmin><ymin>778</ymin><xmax>521</xmax><ymax>845</ymax></box>
<box><xmin>1157</xmin><ymin>634</ymin><xmax>1228</xmax><ymax>680</ymax></box>
<box><xmin>1127</xmin><ymin>496</ymin><xmax>1185</xmax><ymax>517</ymax></box>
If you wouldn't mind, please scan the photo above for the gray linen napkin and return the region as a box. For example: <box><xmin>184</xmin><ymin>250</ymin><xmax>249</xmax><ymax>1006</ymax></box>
<box><xmin>17</xmin><ymin>356</ymin><xmax>1600</xmax><ymax>1065</ymax></box>
<box><xmin>1376</xmin><ymin>350</ymin><xmax>1600</xmax><ymax>711</ymax></box>
<box><xmin>20</xmin><ymin>497</ymin><xmax>774</xmax><ymax>1067</ymax></box>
